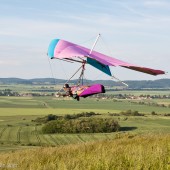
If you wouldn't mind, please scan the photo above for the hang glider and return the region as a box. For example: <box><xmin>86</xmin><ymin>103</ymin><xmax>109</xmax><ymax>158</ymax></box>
<box><xmin>47</xmin><ymin>37</ymin><xmax>165</xmax><ymax>100</ymax></box>
<box><xmin>48</xmin><ymin>38</ymin><xmax>165</xmax><ymax>77</ymax></box>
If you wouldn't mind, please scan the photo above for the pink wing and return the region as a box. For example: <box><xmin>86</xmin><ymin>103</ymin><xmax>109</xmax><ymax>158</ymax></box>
<box><xmin>48</xmin><ymin>39</ymin><xmax>165</xmax><ymax>76</ymax></box>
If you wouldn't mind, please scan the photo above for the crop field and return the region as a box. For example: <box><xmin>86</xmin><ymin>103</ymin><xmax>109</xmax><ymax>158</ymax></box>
<box><xmin>0</xmin><ymin>89</ymin><xmax>169</xmax><ymax>162</ymax></box>
<box><xmin>107</xmin><ymin>90</ymin><xmax>170</xmax><ymax>96</ymax></box>
<box><xmin>0</xmin><ymin>96</ymin><xmax>170</xmax><ymax>115</ymax></box>
<box><xmin>0</xmin><ymin>94</ymin><xmax>170</xmax><ymax>152</ymax></box>
<box><xmin>0</xmin><ymin>114</ymin><xmax>170</xmax><ymax>153</ymax></box>
<box><xmin>0</xmin><ymin>88</ymin><xmax>169</xmax><ymax>169</ymax></box>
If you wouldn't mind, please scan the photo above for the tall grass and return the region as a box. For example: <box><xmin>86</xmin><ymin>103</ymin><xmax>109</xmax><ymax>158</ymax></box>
<box><xmin>0</xmin><ymin>134</ymin><xmax>169</xmax><ymax>170</ymax></box>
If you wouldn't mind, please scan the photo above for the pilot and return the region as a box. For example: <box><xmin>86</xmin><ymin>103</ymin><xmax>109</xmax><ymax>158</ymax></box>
<box><xmin>63</xmin><ymin>84</ymin><xmax>80</xmax><ymax>101</ymax></box>
<box><xmin>63</xmin><ymin>84</ymin><xmax>72</xmax><ymax>97</ymax></box>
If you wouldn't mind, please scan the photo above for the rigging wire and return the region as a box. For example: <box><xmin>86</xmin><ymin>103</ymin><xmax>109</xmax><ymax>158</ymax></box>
<box><xmin>58</xmin><ymin>59</ymin><xmax>68</xmax><ymax>80</ymax></box>
<box><xmin>111</xmin><ymin>75</ymin><xmax>128</xmax><ymax>87</ymax></box>
<box><xmin>100</xmin><ymin>36</ymin><xmax>128</xmax><ymax>87</ymax></box>
<box><xmin>56</xmin><ymin>63</ymin><xmax>84</xmax><ymax>94</ymax></box>
<box><xmin>79</xmin><ymin>35</ymin><xmax>98</xmax><ymax>46</ymax></box>
<box><xmin>100</xmin><ymin>35</ymin><xmax>113</xmax><ymax>57</ymax></box>
<box><xmin>47</xmin><ymin>55</ymin><xmax>57</xmax><ymax>85</ymax></box>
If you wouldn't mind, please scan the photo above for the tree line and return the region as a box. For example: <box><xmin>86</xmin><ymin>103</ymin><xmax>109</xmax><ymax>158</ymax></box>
<box><xmin>0</xmin><ymin>89</ymin><xmax>19</xmax><ymax>96</ymax></box>
<box><xmin>1</xmin><ymin>78</ymin><xmax>170</xmax><ymax>88</ymax></box>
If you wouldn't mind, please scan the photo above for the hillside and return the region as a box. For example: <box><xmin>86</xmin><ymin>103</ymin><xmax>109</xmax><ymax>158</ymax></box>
<box><xmin>0</xmin><ymin>78</ymin><xmax>170</xmax><ymax>89</ymax></box>
<box><xmin>0</xmin><ymin>134</ymin><xmax>169</xmax><ymax>170</ymax></box>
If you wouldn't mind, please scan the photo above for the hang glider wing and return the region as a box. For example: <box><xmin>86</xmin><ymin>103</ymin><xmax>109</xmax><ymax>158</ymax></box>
<box><xmin>48</xmin><ymin>39</ymin><xmax>165</xmax><ymax>76</ymax></box>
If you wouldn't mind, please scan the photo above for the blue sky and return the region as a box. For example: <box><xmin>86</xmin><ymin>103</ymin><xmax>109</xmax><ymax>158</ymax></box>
<box><xmin>0</xmin><ymin>0</ymin><xmax>169</xmax><ymax>80</ymax></box>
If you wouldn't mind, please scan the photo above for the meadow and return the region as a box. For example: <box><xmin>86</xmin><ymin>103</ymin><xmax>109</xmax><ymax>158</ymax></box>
<box><xmin>0</xmin><ymin>88</ymin><xmax>170</xmax><ymax>169</ymax></box>
<box><xmin>0</xmin><ymin>134</ymin><xmax>169</xmax><ymax>170</ymax></box>
<box><xmin>0</xmin><ymin>95</ymin><xmax>170</xmax><ymax>149</ymax></box>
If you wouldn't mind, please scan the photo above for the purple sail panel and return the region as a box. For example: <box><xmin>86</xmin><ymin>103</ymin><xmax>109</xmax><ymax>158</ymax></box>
<box><xmin>79</xmin><ymin>84</ymin><xmax>105</xmax><ymax>97</ymax></box>
<box><xmin>48</xmin><ymin>39</ymin><xmax>165</xmax><ymax>76</ymax></box>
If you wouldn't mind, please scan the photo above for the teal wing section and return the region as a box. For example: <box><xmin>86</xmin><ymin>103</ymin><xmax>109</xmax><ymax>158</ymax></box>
<box><xmin>48</xmin><ymin>39</ymin><xmax>60</xmax><ymax>59</ymax></box>
<box><xmin>87</xmin><ymin>57</ymin><xmax>112</xmax><ymax>76</ymax></box>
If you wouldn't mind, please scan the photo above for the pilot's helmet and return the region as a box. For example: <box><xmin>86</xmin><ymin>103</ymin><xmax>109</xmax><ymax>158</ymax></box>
<box><xmin>63</xmin><ymin>84</ymin><xmax>69</xmax><ymax>88</ymax></box>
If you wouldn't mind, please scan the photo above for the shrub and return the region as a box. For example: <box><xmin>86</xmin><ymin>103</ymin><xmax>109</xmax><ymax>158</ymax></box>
<box><xmin>120</xmin><ymin>110</ymin><xmax>144</xmax><ymax>116</ymax></box>
<box><xmin>42</xmin><ymin>118</ymin><xmax>120</xmax><ymax>134</ymax></box>
<box><xmin>151</xmin><ymin>111</ymin><xmax>157</xmax><ymax>115</ymax></box>
<box><xmin>33</xmin><ymin>114</ymin><xmax>61</xmax><ymax>123</ymax></box>
<box><xmin>33</xmin><ymin>112</ymin><xmax>100</xmax><ymax>123</ymax></box>
<box><xmin>164</xmin><ymin>113</ymin><xmax>170</xmax><ymax>116</ymax></box>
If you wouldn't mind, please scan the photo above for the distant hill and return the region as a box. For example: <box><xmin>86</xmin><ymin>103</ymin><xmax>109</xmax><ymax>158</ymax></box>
<box><xmin>0</xmin><ymin>78</ymin><xmax>170</xmax><ymax>89</ymax></box>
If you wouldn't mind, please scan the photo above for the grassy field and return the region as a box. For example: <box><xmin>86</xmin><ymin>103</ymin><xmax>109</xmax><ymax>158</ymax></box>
<box><xmin>107</xmin><ymin>90</ymin><xmax>170</xmax><ymax>96</ymax></box>
<box><xmin>0</xmin><ymin>92</ymin><xmax>170</xmax><ymax>169</ymax></box>
<box><xmin>0</xmin><ymin>115</ymin><xmax>170</xmax><ymax>153</ymax></box>
<box><xmin>0</xmin><ymin>95</ymin><xmax>170</xmax><ymax>152</ymax></box>
<box><xmin>0</xmin><ymin>96</ymin><xmax>170</xmax><ymax>115</ymax></box>
<box><xmin>0</xmin><ymin>84</ymin><xmax>60</xmax><ymax>95</ymax></box>
<box><xmin>0</xmin><ymin>133</ymin><xmax>169</xmax><ymax>170</ymax></box>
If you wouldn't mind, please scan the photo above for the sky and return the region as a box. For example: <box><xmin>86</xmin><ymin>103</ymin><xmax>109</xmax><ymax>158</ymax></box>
<box><xmin>0</xmin><ymin>0</ymin><xmax>170</xmax><ymax>81</ymax></box>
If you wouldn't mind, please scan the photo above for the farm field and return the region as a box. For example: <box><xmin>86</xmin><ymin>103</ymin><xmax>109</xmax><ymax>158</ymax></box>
<box><xmin>0</xmin><ymin>94</ymin><xmax>170</xmax><ymax>153</ymax></box>
<box><xmin>0</xmin><ymin>90</ymin><xmax>169</xmax><ymax>169</ymax></box>
<box><xmin>0</xmin><ymin>96</ymin><xmax>170</xmax><ymax>115</ymax></box>
<box><xmin>107</xmin><ymin>90</ymin><xmax>170</xmax><ymax>96</ymax></box>
<box><xmin>0</xmin><ymin>114</ymin><xmax>170</xmax><ymax>152</ymax></box>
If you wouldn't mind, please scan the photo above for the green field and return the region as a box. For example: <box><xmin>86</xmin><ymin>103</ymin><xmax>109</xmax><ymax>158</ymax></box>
<box><xmin>0</xmin><ymin>95</ymin><xmax>170</xmax><ymax>152</ymax></box>
<box><xmin>0</xmin><ymin>96</ymin><xmax>170</xmax><ymax>115</ymax></box>
<box><xmin>0</xmin><ymin>133</ymin><xmax>169</xmax><ymax>170</ymax></box>
<box><xmin>108</xmin><ymin>90</ymin><xmax>170</xmax><ymax>95</ymax></box>
<box><xmin>0</xmin><ymin>91</ymin><xmax>169</xmax><ymax>169</ymax></box>
<box><xmin>0</xmin><ymin>114</ymin><xmax>170</xmax><ymax>152</ymax></box>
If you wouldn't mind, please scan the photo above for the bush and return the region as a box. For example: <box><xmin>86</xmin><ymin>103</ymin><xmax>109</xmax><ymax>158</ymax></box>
<box><xmin>42</xmin><ymin>118</ymin><xmax>120</xmax><ymax>134</ymax></box>
<box><xmin>151</xmin><ymin>111</ymin><xmax>157</xmax><ymax>115</ymax></box>
<box><xmin>33</xmin><ymin>112</ymin><xmax>100</xmax><ymax>123</ymax></box>
<box><xmin>108</xmin><ymin>113</ymin><xmax>120</xmax><ymax>116</ymax></box>
<box><xmin>64</xmin><ymin>112</ymin><xmax>100</xmax><ymax>120</ymax></box>
<box><xmin>33</xmin><ymin>114</ymin><xmax>61</xmax><ymax>123</ymax></box>
<box><xmin>164</xmin><ymin>113</ymin><xmax>170</xmax><ymax>116</ymax></box>
<box><xmin>120</xmin><ymin>110</ymin><xmax>144</xmax><ymax>116</ymax></box>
